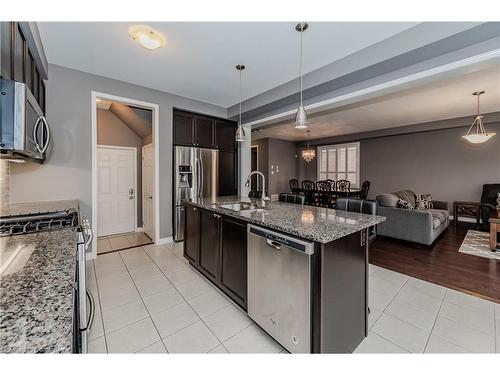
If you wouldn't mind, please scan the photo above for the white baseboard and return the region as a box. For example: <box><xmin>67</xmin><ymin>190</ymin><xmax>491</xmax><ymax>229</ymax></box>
<box><xmin>135</xmin><ymin>227</ymin><xmax>143</xmax><ymax>232</ymax></box>
<box><xmin>156</xmin><ymin>236</ymin><xmax>174</xmax><ymax>245</ymax></box>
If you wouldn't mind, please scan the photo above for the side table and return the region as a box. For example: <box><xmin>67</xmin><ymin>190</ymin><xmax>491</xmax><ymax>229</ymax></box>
<box><xmin>453</xmin><ymin>201</ymin><xmax>481</xmax><ymax>228</ymax></box>
<box><xmin>489</xmin><ymin>210</ymin><xmax>500</xmax><ymax>252</ymax></box>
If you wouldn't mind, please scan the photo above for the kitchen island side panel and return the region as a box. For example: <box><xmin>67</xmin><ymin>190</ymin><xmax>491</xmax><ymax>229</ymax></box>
<box><xmin>319</xmin><ymin>229</ymin><xmax>368</xmax><ymax>353</ymax></box>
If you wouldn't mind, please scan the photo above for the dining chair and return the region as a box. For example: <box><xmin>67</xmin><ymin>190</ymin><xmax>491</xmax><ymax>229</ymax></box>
<box><xmin>301</xmin><ymin>180</ymin><xmax>316</xmax><ymax>205</ymax></box>
<box><xmin>336</xmin><ymin>180</ymin><xmax>351</xmax><ymax>198</ymax></box>
<box><xmin>359</xmin><ymin>180</ymin><xmax>370</xmax><ymax>200</ymax></box>
<box><xmin>289</xmin><ymin>179</ymin><xmax>300</xmax><ymax>194</ymax></box>
<box><xmin>325</xmin><ymin>179</ymin><xmax>336</xmax><ymax>208</ymax></box>
<box><xmin>316</xmin><ymin>180</ymin><xmax>331</xmax><ymax>207</ymax></box>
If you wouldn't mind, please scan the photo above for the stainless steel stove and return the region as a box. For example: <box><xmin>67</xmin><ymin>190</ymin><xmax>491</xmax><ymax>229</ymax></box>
<box><xmin>0</xmin><ymin>209</ymin><xmax>79</xmax><ymax>236</ymax></box>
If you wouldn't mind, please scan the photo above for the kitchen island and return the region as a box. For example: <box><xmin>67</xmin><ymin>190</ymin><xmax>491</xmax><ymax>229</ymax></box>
<box><xmin>183</xmin><ymin>196</ymin><xmax>385</xmax><ymax>353</ymax></box>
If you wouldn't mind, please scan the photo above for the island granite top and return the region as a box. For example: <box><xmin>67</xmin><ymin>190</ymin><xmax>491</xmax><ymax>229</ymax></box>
<box><xmin>186</xmin><ymin>196</ymin><xmax>385</xmax><ymax>244</ymax></box>
<box><xmin>0</xmin><ymin>199</ymin><xmax>80</xmax><ymax>353</ymax></box>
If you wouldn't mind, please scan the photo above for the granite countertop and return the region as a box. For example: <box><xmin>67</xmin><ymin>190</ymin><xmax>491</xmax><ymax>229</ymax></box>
<box><xmin>1</xmin><ymin>199</ymin><xmax>79</xmax><ymax>217</ymax></box>
<box><xmin>0</xmin><ymin>200</ymin><xmax>81</xmax><ymax>353</ymax></box>
<box><xmin>186</xmin><ymin>196</ymin><xmax>386</xmax><ymax>244</ymax></box>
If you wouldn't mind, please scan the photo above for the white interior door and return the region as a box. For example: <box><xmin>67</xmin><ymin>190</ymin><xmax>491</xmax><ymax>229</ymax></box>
<box><xmin>97</xmin><ymin>146</ymin><xmax>136</xmax><ymax>237</ymax></box>
<box><xmin>142</xmin><ymin>143</ymin><xmax>154</xmax><ymax>240</ymax></box>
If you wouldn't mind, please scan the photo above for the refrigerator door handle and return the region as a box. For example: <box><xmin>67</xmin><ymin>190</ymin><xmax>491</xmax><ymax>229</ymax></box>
<box><xmin>199</xmin><ymin>152</ymin><xmax>204</xmax><ymax>198</ymax></box>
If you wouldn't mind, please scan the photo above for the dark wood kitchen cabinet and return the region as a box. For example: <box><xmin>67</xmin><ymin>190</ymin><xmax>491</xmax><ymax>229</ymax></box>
<box><xmin>219</xmin><ymin>216</ymin><xmax>247</xmax><ymax>308</ymax></box>
<box><xmin>0</xmin><ymin>22</ymin><xmax>47</xmax><ymax>114</ymax></box>
<box><xmin>183</xmin><ymin>204</ymin><xmax>248</xmax><ymax>310</ymax></box>
<box><xmin>194</xmin><ymin>116</ymin><xmax>214</xmax><ymax>148</ymax></box>
<box><xmin>198</xmin><ymin>209</ymin><xmax>221</xmax><ymax>283</ymax></box>
<box><xmin>173</xmin><ymin>111</ymin><xmax>195</xmax><ymax>146</ymax></box>
<box><xmin>184</xmin><ymin>205</ymin><xmax>200</xmax><ymax>264</ymax></box>
<box><xmin>214</xmin><ymin>120</ymin><xmax>236</xmax><ymax>151</ymax></box>
<box><xmin>218</xmin><ymin>150</ymin><xmax>237</xmax><ymax>196</ymax></box>
<box><xmin>173</xmin><ymin>109</ymin><xmax>237</xmax><ymax>150</ymax></box>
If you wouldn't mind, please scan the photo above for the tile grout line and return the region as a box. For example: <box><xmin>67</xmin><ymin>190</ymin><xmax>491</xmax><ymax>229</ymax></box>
<box><xmin>422</xmin><ymin>288</ymin><xmax>447</xmax><ymax>353</ymax></box>
<box><xmin>143</xmin><ymin>245</ymin><xmax>225</xmax><ymax>352</ymax></box>
<box><xmin>371</xmin><ymin>274</ymin><xmax>409</xmax><ymax>328</ymax></box>
<box><xmin>117</xmin><ymin>247</ymin><xmax>170</xmax><ymax>353</ymax></box>
<box><xmin>91</xmin><ymin>260</ymin><xmax>108</xmax><ymax>353</ymax></box>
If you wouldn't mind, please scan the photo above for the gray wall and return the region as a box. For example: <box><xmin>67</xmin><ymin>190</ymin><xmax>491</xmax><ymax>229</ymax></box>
<box><xmin>250</xmin><ymin>137</ymin><xmax>298</xmax><ymax>195</ymax></box>
<box><xmin>296</xmin><ymin>121</ymin><xmax>500</xmax><ymax>207</ymax></box>
<box><xmin>296</xmin><ymin>145</ymin><xmax>318</xmax><ymax>184</ymax></box>
<box><xmin>9</xmin><ymin>64</ymin><xmax>226</xmax><ymax>239</ymax></box>
<box><xmin>250</xmin><ymin>138</ymin><xmax>269</xmax><ymax>192</ymax></box>
<box><xmin>268</xmin><ymin>138</ymin><xmax>298</xmax><ymax>195</ymax></box>
<box><xmin>97</xmin><ymin>109</ymin><xmax>144</xmax><ymax>226</ymax></box>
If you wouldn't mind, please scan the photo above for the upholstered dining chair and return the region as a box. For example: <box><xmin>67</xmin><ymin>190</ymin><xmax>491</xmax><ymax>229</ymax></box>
<box><xmin>248</xmin><ymin>190</ymin><xmax>263</xmax><ymax>199</ymax></box>
<box><xmin>289</xmin><ymin>178</ymin><xmax>300</xmax><ymax>194</ymax></box>
<box><xmin>359</xmin><ymin>180</ymin><xmax>371</xmax><ymax>200</ymax></box>
<box><xmin>302</xmin><ymin>180</ymin><xmax>316</xmax><ymax>205</ymax></box>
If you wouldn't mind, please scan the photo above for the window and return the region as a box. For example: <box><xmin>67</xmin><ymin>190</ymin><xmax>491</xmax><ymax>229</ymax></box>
<box><xmin>317</xmin><ymin>142</ymin><xmax>360</xmax><ymax>187</ymax></box>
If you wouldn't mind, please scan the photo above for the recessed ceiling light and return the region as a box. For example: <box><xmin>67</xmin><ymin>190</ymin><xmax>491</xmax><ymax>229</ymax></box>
<box><xmin>129</xmin><ymin>25</ymin><xmax>165</xmax><ymax>51</ymax></box>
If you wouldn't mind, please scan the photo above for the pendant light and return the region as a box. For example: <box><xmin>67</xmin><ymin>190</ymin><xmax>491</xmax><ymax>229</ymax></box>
<box><xmin>295</xmin><ymin>22</ymin><xmax>309</xmax><ymax>129</ymax></box>
<box><xmin>462</xmin><ymin>91</ymin><xmax>496</xmax><ymax>144</ymax></box>
<box><xmin>235</xmin><ymin>64</ymin><xmax>246</xmax><ymax>142</ymax></box>
<box><xmin>302</xmin><ymin>130</ymin><xmax>316</xmax><ymax>163</ymax></box>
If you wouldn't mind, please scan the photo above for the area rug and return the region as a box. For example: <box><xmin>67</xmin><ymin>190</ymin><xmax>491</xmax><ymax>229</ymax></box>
<box><xmin>458</xmin><ymin>230</ymin><xmax>500</xmax><ymax>260</ymax></box>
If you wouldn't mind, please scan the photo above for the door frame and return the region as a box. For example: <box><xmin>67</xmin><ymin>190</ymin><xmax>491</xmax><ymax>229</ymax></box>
<box><xmin>141</xmin><ymin>142</ymin><xmax>154</xmax><ymax>239</ymax></box>
<box><xmin>250</xmin><ymin>145</ymin><xmax>259</xmax><ymax>190</ymax></box>
<box><xmin>96</xmin><ymin>144</ymin><xmax>137</xmax><ymax>236</ymax></box>
<box><xmin>91</xmin><ymin>91</ymin><xmax>160</xmax><ymax>259</ymax></box>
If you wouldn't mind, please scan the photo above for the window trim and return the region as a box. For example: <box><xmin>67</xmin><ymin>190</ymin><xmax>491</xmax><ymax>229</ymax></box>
<box><xmin>317</xmin><ymin>142</ymin><xmax>360</xmax><ymax>188</ymax></box>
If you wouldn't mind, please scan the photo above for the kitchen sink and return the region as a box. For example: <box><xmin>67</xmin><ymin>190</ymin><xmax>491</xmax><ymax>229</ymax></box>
<box><xmin>219</xmin><ymin>202</ymin><xmax>267</xmax><ymax>212</ymax></box>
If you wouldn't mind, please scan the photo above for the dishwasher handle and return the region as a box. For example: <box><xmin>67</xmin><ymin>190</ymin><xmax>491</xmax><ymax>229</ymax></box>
<box><xmin>266</xmin><ymin>239</ymin><xmax>282</xmax><ymax>250</ymax></box>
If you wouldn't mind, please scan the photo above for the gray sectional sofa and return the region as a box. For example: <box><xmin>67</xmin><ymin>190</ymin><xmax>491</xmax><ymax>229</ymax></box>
<box><xmin>376</xmin><ymin>190</ymin><xmax>450</xmax><ymax>245</ymax></box>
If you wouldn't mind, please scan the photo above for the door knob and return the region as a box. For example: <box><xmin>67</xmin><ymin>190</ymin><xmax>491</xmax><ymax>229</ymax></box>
<box><xmin>129</xmin><ymin>188</ymin><xmax>134</xmax><ymax>195</ymax></box>
<box><xmin>129</xmin><ymin>196</ymin><xmax>134</xmax><ymax>200</ymax></box>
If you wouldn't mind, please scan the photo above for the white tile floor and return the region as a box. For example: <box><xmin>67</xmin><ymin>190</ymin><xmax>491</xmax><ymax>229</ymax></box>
<box><xmin>97</xmin><ymin>232</ymin><xmax>152</xmax><ymax>254</ymax></box>
<box><xmin>86</xmin><ymin>242</ymin><xmax>500</xmax><ymax>354</ymax></box>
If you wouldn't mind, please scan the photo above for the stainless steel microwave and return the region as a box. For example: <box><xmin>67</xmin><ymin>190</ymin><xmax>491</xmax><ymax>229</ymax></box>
<box><xmin>0</xmin><ymin>79</ymin><xmax>50</xmax><ymax>162</ymax></box>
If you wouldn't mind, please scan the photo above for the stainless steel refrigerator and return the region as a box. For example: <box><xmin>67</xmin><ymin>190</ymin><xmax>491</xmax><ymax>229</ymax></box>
<box><xmin>174</xmin><ymin>146</ymin><xmax>219</xmax><ymax>241</ymax></box>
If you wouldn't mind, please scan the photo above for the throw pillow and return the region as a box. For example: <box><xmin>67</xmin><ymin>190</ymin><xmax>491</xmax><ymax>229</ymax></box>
<box><xmin>397</xmin><ymin>198</ymin><xmax>414</xmax><ymax>210</ymax></box>
<box><xmin>395</xmin><ymin>190</ymin><xmax>416</xmax><ymax>207</ymax></box>
<box><xmin>376</xmin><ymin>193</ymin><xmax>400</xmax><ymax>207</ymax></box>
<box><xmin>415</xmin><ymin>194</ymin><xmax>433</xmax><ymax>210</ymax></box>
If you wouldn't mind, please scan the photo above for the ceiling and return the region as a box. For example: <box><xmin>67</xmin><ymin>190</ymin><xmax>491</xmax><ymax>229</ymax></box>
<box><xmin>38</xmin><ymin>22</ymin><xmax>418</xmax><ymax>107</ymax></box>
<box><xmin>251</xmin><ymin>65</ymin><xmax>500</xmax><ymax>142</ymax></box>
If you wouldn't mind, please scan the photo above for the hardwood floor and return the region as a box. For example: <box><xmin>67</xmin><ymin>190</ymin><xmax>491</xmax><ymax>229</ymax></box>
<box><xmin>370</xmin><ymin>222</ymin><xmax>500</xmax><ymax>303</ymax></box>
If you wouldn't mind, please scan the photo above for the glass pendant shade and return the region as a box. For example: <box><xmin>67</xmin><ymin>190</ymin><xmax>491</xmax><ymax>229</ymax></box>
<box><xmin>462</xmin><ymin>91</ymin><xmax>496</xmax><ymax>144</ymax></box>
<box><xmin>235</xmin><ymin>125</ymin><xmax>245</xmax><ymax>142</ymax></box>
<box><xmin>462</xmin><ymin>116</ymin><xmax>496</xmax><ymax>144</ymax></box>
<box><xmin>295</xmin><ymin>105</ymin><xmax>308</xmax><ymax>129</ymax></box>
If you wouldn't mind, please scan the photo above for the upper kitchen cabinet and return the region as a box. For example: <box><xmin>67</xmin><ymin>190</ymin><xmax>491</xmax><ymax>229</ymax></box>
<box><xmin>173</xmin><ymin>110</ymin><xmax>195</xmax><ymax>146</ymax></box>
<box><xmin>194</xmin><ymin>115</ymin><xmax>214</xmax><ymax>148</ymax></box>
<box><xmin>173</xmin><ymin>109</ymin><xmax>237</xmax><ymax>150</ymax></box>
<box><xmin>0</xmin><ymin>22</ymin><xmax>48</xmax><ymax>114</ymax></box>
<box><xmin>214</xmin><ymin>120</ymin><xmax>236</xmax><ymax>151</ymax></box>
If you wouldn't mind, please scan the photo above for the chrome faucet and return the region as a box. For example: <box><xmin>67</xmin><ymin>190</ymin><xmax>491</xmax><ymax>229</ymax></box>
<box><xmin>245</xmin><ymin>171</ymin><xmax>270</xmax><ymax>201</ymax></box>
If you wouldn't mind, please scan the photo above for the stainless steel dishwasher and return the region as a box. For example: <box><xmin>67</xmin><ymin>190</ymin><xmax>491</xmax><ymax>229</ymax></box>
<box><xmin>247</xmin><ymin>224</ymin><xmax>314</xmax><ymax>353</ymax></box>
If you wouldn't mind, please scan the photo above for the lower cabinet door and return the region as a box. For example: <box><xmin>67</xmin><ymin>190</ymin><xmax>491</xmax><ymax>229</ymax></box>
<box><xmin>198</xmin><ymin>210</ymin><xmax>220</xmax><ymax>283</ymax></box>
<box><xmin>219</xmin><ymin>216</ymin><xmax>248</xmax><ymax>309</ymax></box>
<box><xmin>184</xmin><ymin>205</ymin><xmax>200</xmax><ymax>264</ymax></box>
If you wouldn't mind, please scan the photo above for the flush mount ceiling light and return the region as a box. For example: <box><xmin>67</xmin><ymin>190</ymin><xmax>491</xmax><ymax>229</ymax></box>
<box><xmin>462</xmin><ymin>91</ymin><xmax>496</xmax><ymax>144</ymax></box>
<box><xmin>302</xmin><ymin>130</ymin><xmax>316</xmax><ymax>163</ymax></box>
<box><xmin>129</xmin><ymin>25</ymin><xmax>165</xmax><ymax>50</ymax></box>
<box><xmin>294</xmin><ymin>22</ymin><xmax>309</xmax><ymax>129</ymax></box>
<box><xmin>235</xmin><ymin>64</ymin><xmax>246</xmax><ymax>143</ymax></box>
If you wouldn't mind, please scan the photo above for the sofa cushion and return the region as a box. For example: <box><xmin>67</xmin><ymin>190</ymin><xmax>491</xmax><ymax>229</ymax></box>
<box><xmin>428</xmin><ymin>209</ymin><xmax>449</xmax><ymax>229</ymax></box>
<box><xmin>395</xmin><ymin>190</ymin><xmax>416</xmax><ymax>207</ymax></box>
<box><xmin>376</xmin><ymin>193</ymin><xmax>399</xmax><ymax>207</ymax></box>
<box><xmin>415</xmin><ymin>193</ymin><xmax>433</xmax><ymax>210</ymax></box>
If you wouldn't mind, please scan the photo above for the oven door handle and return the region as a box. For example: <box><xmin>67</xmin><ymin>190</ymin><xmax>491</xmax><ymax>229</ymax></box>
<box><xmin>86</xmin><ymin>289</ymin><xmax>95</xmax><ymax>330</ymax></box>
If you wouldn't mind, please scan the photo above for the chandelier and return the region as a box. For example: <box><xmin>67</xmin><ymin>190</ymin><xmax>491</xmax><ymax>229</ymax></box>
<box><xmin>301</xmin><ymin>129</ymin><xmax>315</xmax><ymax>163</ymax></box>
<box><xmin>462</xmin><ymin>91</ymin><xmax>496</xmax><ymax>144</ymax></box>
